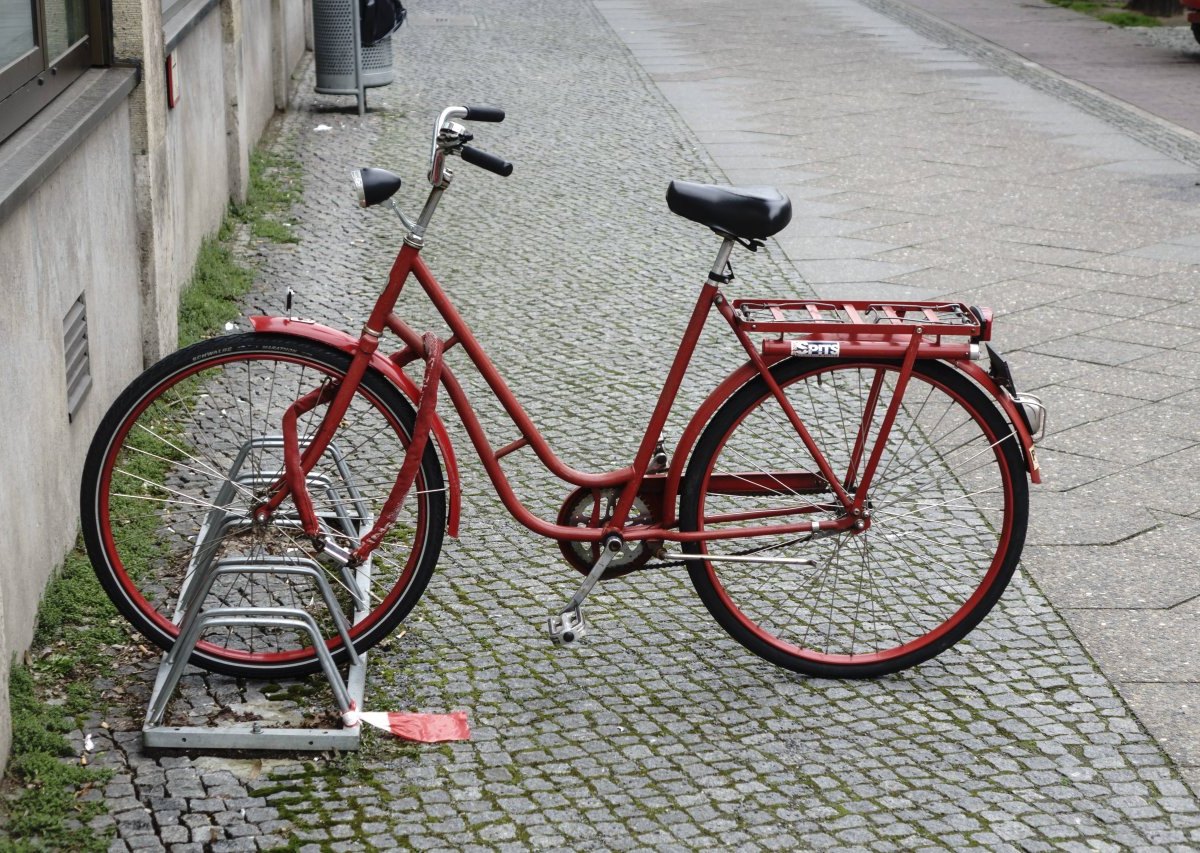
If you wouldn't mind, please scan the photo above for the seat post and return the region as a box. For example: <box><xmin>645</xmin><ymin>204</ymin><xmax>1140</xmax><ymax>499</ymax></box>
<box><xmin>707</xmin><ymin>237</ymin><xmax>737</xmax><ymax>284</ymax></box>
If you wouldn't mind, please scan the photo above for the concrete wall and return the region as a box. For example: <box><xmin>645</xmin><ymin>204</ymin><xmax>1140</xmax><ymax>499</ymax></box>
<box><xmin>141</xmin><ymin>0</ymin><xmax>308</xmax><ymax>359</ymax></box>
<box><xmin>0</xmin><ymin>102</ymin><xmax>142</xmax><ymax>761</ymax></box>
<box><xmin>0</xmin><ymin>0</ymin><xmax>310</xmax><ymax>770</ymax></box>
<box><xmin>281</xmin><ymin>0</ymin><xmax>307</xmax><ymax>92</ymax></box>
<box><xmin>164</xmin><ymin>12</ymin><xmax>230</xmax><ymax>298</ymax></box>
<box><xmin>241</xmin><ymin>0</ymin><xmax>279</xmax><ymax>149</ymax></box>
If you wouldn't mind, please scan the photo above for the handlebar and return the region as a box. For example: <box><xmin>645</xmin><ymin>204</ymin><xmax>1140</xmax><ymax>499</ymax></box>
<box><xmin>428</xmin><ymin>104</ymin><xmax>514</xmax><ymax>185</ymax></box>
<box><xmin>382</xmin><ymin>106</ymin><xmax>516</xmax><ymax>239</ymax></box>
<box><xmin>463</xmin><ymin>105</ymin><xmax>505</xmax><ymax>122</ymax></box>
<box><xmin>461</xmin><ymin>145</ymin><xmax>513</xmax><ymax>177</ymax></box>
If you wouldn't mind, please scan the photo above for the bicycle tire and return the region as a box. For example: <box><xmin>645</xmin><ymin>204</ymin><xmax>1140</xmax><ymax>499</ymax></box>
<box><xmin>679</xmin><ymin>357</ymin><xmax>1028</xmax><ymax>678</ymax></box>
<box><xmin>80</xmin><ymin>333</ymin><xmax>446</xmax><ymax>679</ymax></box>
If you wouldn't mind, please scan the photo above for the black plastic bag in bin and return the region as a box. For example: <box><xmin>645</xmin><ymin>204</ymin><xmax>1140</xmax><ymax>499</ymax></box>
<box><xmin>360</xmin><ymin>0</ymin><xmax>406</xmax><ymax>47</ymax></box>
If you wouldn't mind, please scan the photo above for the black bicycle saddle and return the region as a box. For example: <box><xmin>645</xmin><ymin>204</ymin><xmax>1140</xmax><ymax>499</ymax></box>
<box><xmin>666</xmin><ymin>181</ymin><xmax>792</xmax><ymax>240</ymax></box>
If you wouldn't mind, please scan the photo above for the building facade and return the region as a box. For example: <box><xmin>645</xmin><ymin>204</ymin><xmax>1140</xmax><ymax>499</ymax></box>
<box><xmin>0</xmin><ymin>0</ymin><xmax>309</xmax><ymax>767</ymax></box>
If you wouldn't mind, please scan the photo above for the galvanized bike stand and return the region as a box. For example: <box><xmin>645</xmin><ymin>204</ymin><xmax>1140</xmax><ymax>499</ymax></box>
<box><xmin>142</xmin><ymin>436</ymin><xmax>371</xmax><ymax>751</ymax></box>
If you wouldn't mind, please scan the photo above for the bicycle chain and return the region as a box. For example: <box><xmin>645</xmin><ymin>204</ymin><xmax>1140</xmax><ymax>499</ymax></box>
<box><xmin>639</xmin><ymin>533</ymin><xmax>819</xmax><ymax>573</ymax></box>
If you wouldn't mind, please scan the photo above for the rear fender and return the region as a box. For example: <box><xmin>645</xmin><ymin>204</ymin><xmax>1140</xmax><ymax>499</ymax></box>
<box><xmin>956</xmin><ymin>360</ymin><xmax>1042</xmax><ymax>484</ymax></box>
<box><xmin>249</xmin><ymin>316</ymin><xmax>462</xmax><ymax>536</ymax></box>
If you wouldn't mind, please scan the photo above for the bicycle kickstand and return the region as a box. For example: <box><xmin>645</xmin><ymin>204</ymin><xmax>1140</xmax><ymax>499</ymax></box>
<box><xmin>547</xmin><ymin>534</ymin><xmax>623</xmax><ymax>646</ymax></box>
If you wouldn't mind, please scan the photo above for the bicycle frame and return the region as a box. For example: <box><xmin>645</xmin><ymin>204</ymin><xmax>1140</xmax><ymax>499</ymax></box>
<box><xmin>253</xmin><ymin>231</ymin><xmax>1030</xmax><ymax>554</ymax></box>
<box><xmin>248</xmin><ymin>105</ymin><xmax>1042</xmax><ymax>559</ymax></box>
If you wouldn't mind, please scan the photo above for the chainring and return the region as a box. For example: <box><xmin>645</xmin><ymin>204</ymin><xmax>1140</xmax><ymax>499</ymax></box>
<box><xmin>555</xmin><ymin>486</ymin><xmax>662</xmax><ymax>579</ymax></box>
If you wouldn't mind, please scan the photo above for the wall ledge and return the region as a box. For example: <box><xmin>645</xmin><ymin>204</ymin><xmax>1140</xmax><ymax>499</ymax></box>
<box><xmin>0</xmin><ymin>68</ymin><xmax>138</xmax><ymax>229</ymax></box>
<box><xmin>164</xmin><ymin>0</ymin><xmax>222</xmax><ymax>54</ymax></box>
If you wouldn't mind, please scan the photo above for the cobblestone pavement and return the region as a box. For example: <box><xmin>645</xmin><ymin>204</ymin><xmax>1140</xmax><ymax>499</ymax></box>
<box><xmin>81</xmin><ymin>0</ymin><xmax>1200</xmax><ymax>850</ymax></box>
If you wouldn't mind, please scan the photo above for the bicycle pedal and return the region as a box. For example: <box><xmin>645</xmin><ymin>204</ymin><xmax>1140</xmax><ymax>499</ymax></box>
<box><xmin>547</xmin><ymin>606</ymin><xmax>586</xmax><ymax>645</ymax></box>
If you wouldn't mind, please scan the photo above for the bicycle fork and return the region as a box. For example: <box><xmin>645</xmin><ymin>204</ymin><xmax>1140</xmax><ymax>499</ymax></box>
<box><xmin>263</xmin><ymin>331</ymin><xmax>446</xmax><ymax>568</ymax></box>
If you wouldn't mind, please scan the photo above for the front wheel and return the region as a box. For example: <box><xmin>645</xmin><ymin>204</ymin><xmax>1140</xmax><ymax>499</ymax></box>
<box><xmin>679</xmin><ymin>358</ymin><xmax>1028</xmax><ymax>678</ymax></box>
<box><xmin>80</xmin><ymin>333</ymin><xmax>446</xmax><ymax>679</ymax></box>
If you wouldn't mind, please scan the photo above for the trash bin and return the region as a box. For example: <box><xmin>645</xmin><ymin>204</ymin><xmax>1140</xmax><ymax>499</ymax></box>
<box><xmin>312</xmin><ymin>0</ymin><xmax>395</xmax><ymax>113</ymax></box>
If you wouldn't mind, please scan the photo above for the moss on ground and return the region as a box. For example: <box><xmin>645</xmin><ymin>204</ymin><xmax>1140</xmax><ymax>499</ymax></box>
<box><xmin>1044</xmin><ymin>0</ymin><xmax>1163</xmax><ymax>27</ymax></box>
<box><xmin>254</xmin><ymin>752</ymin><xmax>421</xmax><ymax>852</ymax></box>
<box><xmin>233</xmin><ymin>148</ymin><xmax>304</xmax><ymax>245</ymax></box>
<box><xmin>0</xmin><ymin>649</ymin><xmax>114</xmax><ymax>853</ymax></box>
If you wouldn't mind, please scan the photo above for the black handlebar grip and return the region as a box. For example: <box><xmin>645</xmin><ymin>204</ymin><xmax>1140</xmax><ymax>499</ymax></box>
<box><xmin>461</xmin><ymin>145</ymin><xmax>514</xmax><ymax>177</ymax></box>
<box><xmin>463</xmin><ymin>105</ymin><xmax>506</xmax><ymax>122</ymax></box>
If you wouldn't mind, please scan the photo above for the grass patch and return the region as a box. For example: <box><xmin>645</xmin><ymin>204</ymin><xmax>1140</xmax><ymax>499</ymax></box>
<box><xmin>0</xmin><ymin>548</ymin><xmax>124</xmax><ymax>852</ymax></box>
<box><xmin>1</xmin><ymin>670</ymin><xmax>112</xmax><ymax>853</ymax></box>
<box><xmin>178</xmin><ymin>236</ymin><xmax>254</xmax><ymax>347</ymax></box>
<box><xmin>1099</xmin><ymin>9</ymin><xmax>1163</xmax><ymax>25</ymax></box>
<box><xmin>1044</xmin><ymin>0</ymin><xmax>1163</xmax><ymax>26</ymax></box>
<box><xmin>232</xmin><ymin>149</ymin><xmax>304</xmax><ymax>244</ymax></box>
<box><xmin>179</xmin><ymin>147</ymin><xmax>304</xmax><ymax>346</ymax></box>
<box><xmin>0</xmin><ymin>140</ymin><xmax>304</xmax><ymax>849</ymax></box>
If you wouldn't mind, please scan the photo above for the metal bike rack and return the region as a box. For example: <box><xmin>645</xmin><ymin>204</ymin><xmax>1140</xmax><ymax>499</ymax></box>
<box><xmin>142</xmin><ymin>436</ymin><xmax>371</xmax><ymax>751</ymax></box>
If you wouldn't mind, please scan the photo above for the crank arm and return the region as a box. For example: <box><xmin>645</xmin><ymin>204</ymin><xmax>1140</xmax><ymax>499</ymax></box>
<box><xmin>548</xmin><ymin>535</ymin><xmax>623</xmax><ymax>645</ymax></box>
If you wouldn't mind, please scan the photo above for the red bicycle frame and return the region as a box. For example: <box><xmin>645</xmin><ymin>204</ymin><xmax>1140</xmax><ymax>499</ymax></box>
<box><xmin>254</xmin><ymin>231</ymin><xmax>1038</xmax><ymax>555</ymax></box>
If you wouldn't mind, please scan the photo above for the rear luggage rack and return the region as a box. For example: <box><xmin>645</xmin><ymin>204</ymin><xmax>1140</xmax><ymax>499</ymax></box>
<box><xmin>732</xmin><ymin>299</ymin><xmax>991</xmax><ymax>361</ymax></box>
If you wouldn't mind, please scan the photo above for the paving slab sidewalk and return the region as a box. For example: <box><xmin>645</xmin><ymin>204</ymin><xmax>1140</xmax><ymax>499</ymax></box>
<box><xmin>51</xmin><ymin>0</ymin><xmax>1200</xmax><ymax>850</ymax></box>
<box><xmin>597</xmin><ymin>0</ymin><xmax>1200</xmax><ymax>799</ymax></box>
<box><xmin>897</xmin><ymin>0</ymin><xmax>1200</xmax><ymax>140</ymax></box>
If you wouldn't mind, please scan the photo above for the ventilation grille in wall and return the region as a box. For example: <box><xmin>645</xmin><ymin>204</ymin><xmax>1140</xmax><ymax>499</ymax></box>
<box><xmin>63</xmin><ymin>295</ymin><xmax>92</xmax><ymax>422</ymax></box>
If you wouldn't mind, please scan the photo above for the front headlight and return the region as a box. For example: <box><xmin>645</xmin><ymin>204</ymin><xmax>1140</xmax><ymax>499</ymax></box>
<box><xmin>351</xmin><ymin>169</ymin><xmax>367</xmax><ymax>208</ymax></box>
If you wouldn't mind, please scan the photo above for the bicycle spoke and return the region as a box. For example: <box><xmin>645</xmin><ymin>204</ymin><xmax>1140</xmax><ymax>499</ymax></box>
<box><xmin>682</xmin><ymin>359</ymin><xmax>1023</xmax><ymax>674</ymax></box>
<box><xmin>869</xmin><ymin>485</ymin><xmax>1004</xmax><ymax>525</ymax></box>
<box><xmin>88</xmin><ymin>339</ymin><xmax>445</xmax><ymax>676</ymax></box>
<box><xmin>131</xmin><ymin>421</ymin><xmax>251</xmax><ymax>490</ymax></box>
<box><xmin>110</xmin><ymin>483</ymin><xmax>234</xmax><ymax>514</ymax></box>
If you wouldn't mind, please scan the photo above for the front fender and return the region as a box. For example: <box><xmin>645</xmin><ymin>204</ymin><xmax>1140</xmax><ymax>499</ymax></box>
<box><xmin>249</xmin><ymin>316</ymin><xmax>462</xmax><ymax>536</ymax></box>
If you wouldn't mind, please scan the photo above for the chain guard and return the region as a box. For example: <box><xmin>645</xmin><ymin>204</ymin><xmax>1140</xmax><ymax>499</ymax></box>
<box><xmin>556</xmin><ymin>486</ymin><xmax>662</xmax><ymax>579</ymax></box>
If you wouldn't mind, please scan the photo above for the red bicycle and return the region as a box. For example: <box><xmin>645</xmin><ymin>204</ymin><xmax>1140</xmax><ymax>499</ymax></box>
<box><xmin>1185</xmin><ymin>0</ymin><xmax>1200</xmax><ymax>45</ymax></box>
<box><xmin>81</xmin><ymin>106</ymin><xmax>1045</xmax><ymax>681</ymax></box>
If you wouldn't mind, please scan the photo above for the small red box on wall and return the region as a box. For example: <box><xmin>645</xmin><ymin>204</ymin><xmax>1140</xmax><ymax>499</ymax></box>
<box><xmin>166</xmin><ymin>52</ymin><xmax>181</xmax><ymax>109</ymax></box>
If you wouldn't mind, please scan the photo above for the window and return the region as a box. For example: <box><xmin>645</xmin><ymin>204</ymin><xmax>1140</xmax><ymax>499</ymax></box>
<box><xmin>0</xmin><ymin>0</ymin><xmax>107</xmax><ymax>144</ymax></box>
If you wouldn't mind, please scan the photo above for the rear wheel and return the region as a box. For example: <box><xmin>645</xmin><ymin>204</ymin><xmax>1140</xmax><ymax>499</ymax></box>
<box><xmin>679</xmin><ymin>358</ymin><xmax>1027</xmax><ymax>678</ymax></box>
<box><xmin>80</xmin><ymin>333</ymin><xmax>446</xmax><ymax>679</ymax></box>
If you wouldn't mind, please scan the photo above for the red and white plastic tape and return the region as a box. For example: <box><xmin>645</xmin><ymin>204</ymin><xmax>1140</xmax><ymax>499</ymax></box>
<box><xmin>342</xmin><ymin>705</ymin><xmax>470</xmax><ymax>742</ymax></box>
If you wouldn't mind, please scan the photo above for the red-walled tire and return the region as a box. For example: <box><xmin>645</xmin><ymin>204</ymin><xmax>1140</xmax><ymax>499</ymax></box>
<box><xmin>679</xmin><ymin>358</ymin><xmax>1027</xmax><ymax>678</ymax></box>
<box><xmin>80</xmin><ymin>334</ymin><xmax>445</xmax><ymax>679</ymax></box>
